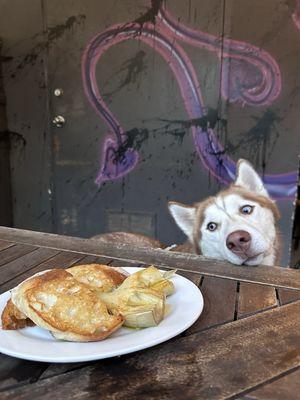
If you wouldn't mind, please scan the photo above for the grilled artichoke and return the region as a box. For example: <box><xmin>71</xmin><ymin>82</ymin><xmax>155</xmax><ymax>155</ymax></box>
<box><xmin>99</xmin><ymin>266</ymin><xmax>176</xmax><ymax>328</ymax></box>
<box><xmin>100</xmin><ymin>287</ymin><xmax>165</xmax><ymax>328</ymax></box>
<box><xmin>118</xmin><ymin>265</ymin><xmax>176</xmax><ymax>296</ymax></box>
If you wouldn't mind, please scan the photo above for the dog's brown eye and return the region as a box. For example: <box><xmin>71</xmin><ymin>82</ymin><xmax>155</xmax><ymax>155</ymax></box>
<box><xmin>207</xmin><ymin>222</ymin><xmax>218</xmax><ymax>231</ymax></box>
<box><xmin>240</xmin><ymin>205</ymin><xmax>254</xmax><ymax>215</ymax></box>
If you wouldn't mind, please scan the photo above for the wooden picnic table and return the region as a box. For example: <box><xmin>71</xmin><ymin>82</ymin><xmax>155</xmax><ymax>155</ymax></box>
<box><xmin>0</xmin><ymin>226</ymin><xmax>299</xmax><ymax>400</ymax></box>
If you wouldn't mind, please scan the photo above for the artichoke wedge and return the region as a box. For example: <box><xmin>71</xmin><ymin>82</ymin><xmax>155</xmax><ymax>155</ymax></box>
<box><xmin>118</xmin><ymin>266</ymin><xmax>176</xmax><ymax>297</ymax></box>
<box><xmin>100</xmin><ymin>287</ymin><xmax>165</xmax><ymax>328</ymax></box>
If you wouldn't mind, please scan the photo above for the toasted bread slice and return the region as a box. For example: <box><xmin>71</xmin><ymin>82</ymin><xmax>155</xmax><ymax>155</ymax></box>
<box><xmin>11</xmin><ymin>269</ymin><xmax>123</xmax><ymax>341</ymax></box>
<box><xmin>1</xmin><ymin>299</ymin><xmax>35</xmax><ymax>330</ymax></box>
<box><xmin>67</xmin><ymin>263</ymin><xmax>127</xmax><ymax>293</ymax></box>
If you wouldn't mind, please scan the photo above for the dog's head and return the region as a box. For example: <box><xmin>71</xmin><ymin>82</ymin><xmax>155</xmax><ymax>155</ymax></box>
<box><xmin>168</xmin><ymin>160</ymin><xmax>280</xmax><ymax>266</ymax></box>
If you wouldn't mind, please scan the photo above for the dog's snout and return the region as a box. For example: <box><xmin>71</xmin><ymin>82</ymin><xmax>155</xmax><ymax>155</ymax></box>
<box><xmin>226</xmin><ymin>230</ymin><xmax>251</xmax><ymax>254</ymax></box>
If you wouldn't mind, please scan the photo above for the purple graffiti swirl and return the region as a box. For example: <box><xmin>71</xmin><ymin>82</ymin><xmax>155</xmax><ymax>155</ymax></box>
<box><xmin>293</xmin><ymin>0</ymin><xmax>300</xmax><ymax>29</ymax></box>
<box><xmin>82</xmin><ymin>2</ymin><xmax>297</xmax><ymax>199</ymax></box>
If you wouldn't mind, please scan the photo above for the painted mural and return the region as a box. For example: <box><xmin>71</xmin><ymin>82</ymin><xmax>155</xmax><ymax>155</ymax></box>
<box><xmin>82</xmin><ymin>0</ymin><xmax>297</xmax><ymax>199</ymax></box>
<box><xmin>293</xmin><ymin>0</ymin><xmax>300</xmax><ymax>29</ymax></box>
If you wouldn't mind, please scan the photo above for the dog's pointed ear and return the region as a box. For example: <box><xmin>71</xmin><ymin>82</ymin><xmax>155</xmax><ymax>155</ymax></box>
<box><xmin>168</xmin><ymin>201</ymin><xmax>196</xmax><ymax>240</ymax></box>
<box><xmin>235</xmin><ymin>159</ymin><xmax>269</xmax><ymax>198</ymax></box>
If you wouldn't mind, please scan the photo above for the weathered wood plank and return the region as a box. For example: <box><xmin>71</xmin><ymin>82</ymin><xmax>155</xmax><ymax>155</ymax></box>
<box><xmin>186</xmin><ymin>276</ymin><xmax>237</xmax><ymax>335</ymax></box>
<box><xmin>177</xmin><ymin>271</ymin><xmax>202</xmax><ymax>286</ymax></box>
<box><xmin>72</xmin><ymin>254</ymin><xmax>112</xmax><ymax>266</ymax></box>
<box><xmin>0</xmin><ymin>247</ymin><xmax>59</xmax><ymax>287</ymax></box>
<box><xmin>245</xmin><ymin>368</ymin><xmax>300</xmax><ymax>400</ymax></box>
<box><xmin>179</xmin><ymin>272</ymin><xmax>202</xmax><ymax>336</ymax></box>
<box><xmin>0</xmin><ymin>244</ymin><xmax>37</xmax><ymax>268</ymax></box>
<box><xmin>0</xmin><ymin>227</ymin><xmax>299</xmax><ymax>290</ymax></box>
<box><xmin>0</xmin><ymin>251</ymin><xmax>85</xmax><ymax>294</ymax></box>
<box><xmin>37</xmin><ymin>363</ymin><xmax>91</xmax><ymax>381</ymax></box>
<box><xmin>0</xmin><ymin>354</ymin><xmax>48</xmax><ymax>391</ymax></box>
<box><xmin>238</xmin><ymin>283</ymin><xmax>278</xmax><ymax>318</ymax></box>
<box><xmin>0</xmin><ymin>241</ymin><xmax>14</xmax><ymax>252</ymax></box>
<box><xmin>1</xmin><ymin>301</ymin><xmax>299</xmax><ymax>400</ymax></box>
<box><xmin>109</xmin><ymin>259</ymin><xmax>142</xmax><ymax>268</ymax></box>
<box><xmin>277</xmin><ymin>288</ymin><xmax>300</xmax><ymax>305</ymax></box>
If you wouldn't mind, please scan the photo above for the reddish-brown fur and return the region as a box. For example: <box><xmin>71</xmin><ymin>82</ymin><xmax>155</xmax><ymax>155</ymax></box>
<box><xmin>169</xmin><ymin>185</ymin><xmax>282</xmax><ymax>264</ymax></box>
<box><xmin>92</xmin><ymin>232</ymin><xmax>165</xmax><ymax>249</ymax></box>
<box><xmin>92</xmin><ymin>186</ymin><xmax>281</xmax><ymax>265</ymax></box>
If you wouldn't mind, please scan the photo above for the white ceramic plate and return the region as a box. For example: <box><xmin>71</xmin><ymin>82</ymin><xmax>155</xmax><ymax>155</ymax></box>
<box><xmin>0</xmin><ymin>267</ymin><xmax>203</xmax><ymax>363</ymax></box>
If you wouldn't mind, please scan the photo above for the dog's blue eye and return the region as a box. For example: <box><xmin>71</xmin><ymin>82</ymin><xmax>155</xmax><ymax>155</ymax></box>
<box><xmin>207</xmin><ymin>222</ymin><xmax>218</xmax><ymax>231</ymax></box>
<box><xmin>240</xmin><ymin>205</ymin><xmax>254</xmax><ymax>215</ymax></box>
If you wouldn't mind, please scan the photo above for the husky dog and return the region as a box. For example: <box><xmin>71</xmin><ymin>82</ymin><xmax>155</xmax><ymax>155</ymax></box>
<box><xmin>168</xmin><ymin>159</ymin><xmax>281</xmax><ymax>266</ymax></box>
<box><xmin>92</xmin><ymin>160</ymin><xmax>281</xmax><ymax>266</ymax></box>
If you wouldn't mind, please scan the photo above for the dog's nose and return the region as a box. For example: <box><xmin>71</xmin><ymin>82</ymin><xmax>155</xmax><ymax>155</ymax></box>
<box><xmin>226</xmin><ymin>230</ymin><xmax>251</xmax><ymax>254</ymax></box>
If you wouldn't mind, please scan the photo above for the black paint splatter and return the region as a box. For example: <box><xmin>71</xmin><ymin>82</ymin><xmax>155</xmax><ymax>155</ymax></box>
<box><xmin>110</xmin><ymin>123</ymin><xmax>188</xmax><ymax>164</ymax></box>
<box><xmin>7</xmin><ymin>15</ymin><xmax>86</xmax><ymax>79</ymax></box>
<box><xmin>47</xmin><ymin>15</ymin><xmax>86</xmax><ymax>43</ymax></box>
<box><xmin>134</xmin><ymin>0</ymin><xmax>163</xmax><ymax>25</ymax></box>
<box><xmin>158</xmin><ymin>108</ymin><xmax>227</xmax><ymax>132</ymax></box>
<box><xmin>103</xmin><ymin>50</ymin><xmax>147</xmax><ymax>99</ymax></box>
<box><xmin>225</xmin><ymin>109</ymin><xmax>282</xmax><ymax>174</ymax></box>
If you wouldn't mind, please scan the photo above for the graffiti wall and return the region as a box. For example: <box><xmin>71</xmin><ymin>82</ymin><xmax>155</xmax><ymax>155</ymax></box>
<box><xmin>1</xmin><ymin>0</ymin><xmax>299</xmax><ymax>264</ymax></box>
<box><xmin>83</xmin><ymin>1</ymin><xmax>296</xmax><ymax>198</ymax></box>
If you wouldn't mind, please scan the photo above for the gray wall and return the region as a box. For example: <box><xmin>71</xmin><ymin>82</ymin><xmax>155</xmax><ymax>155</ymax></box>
<box><xmin>0</xmin><ymin>39</ymin><xmax>12</xmax><ymax>226</ymax></box>
<box><xmin>0</xmin><ymin>0</ymin><xmax>299</xmax><ymax>265</ymax></box>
